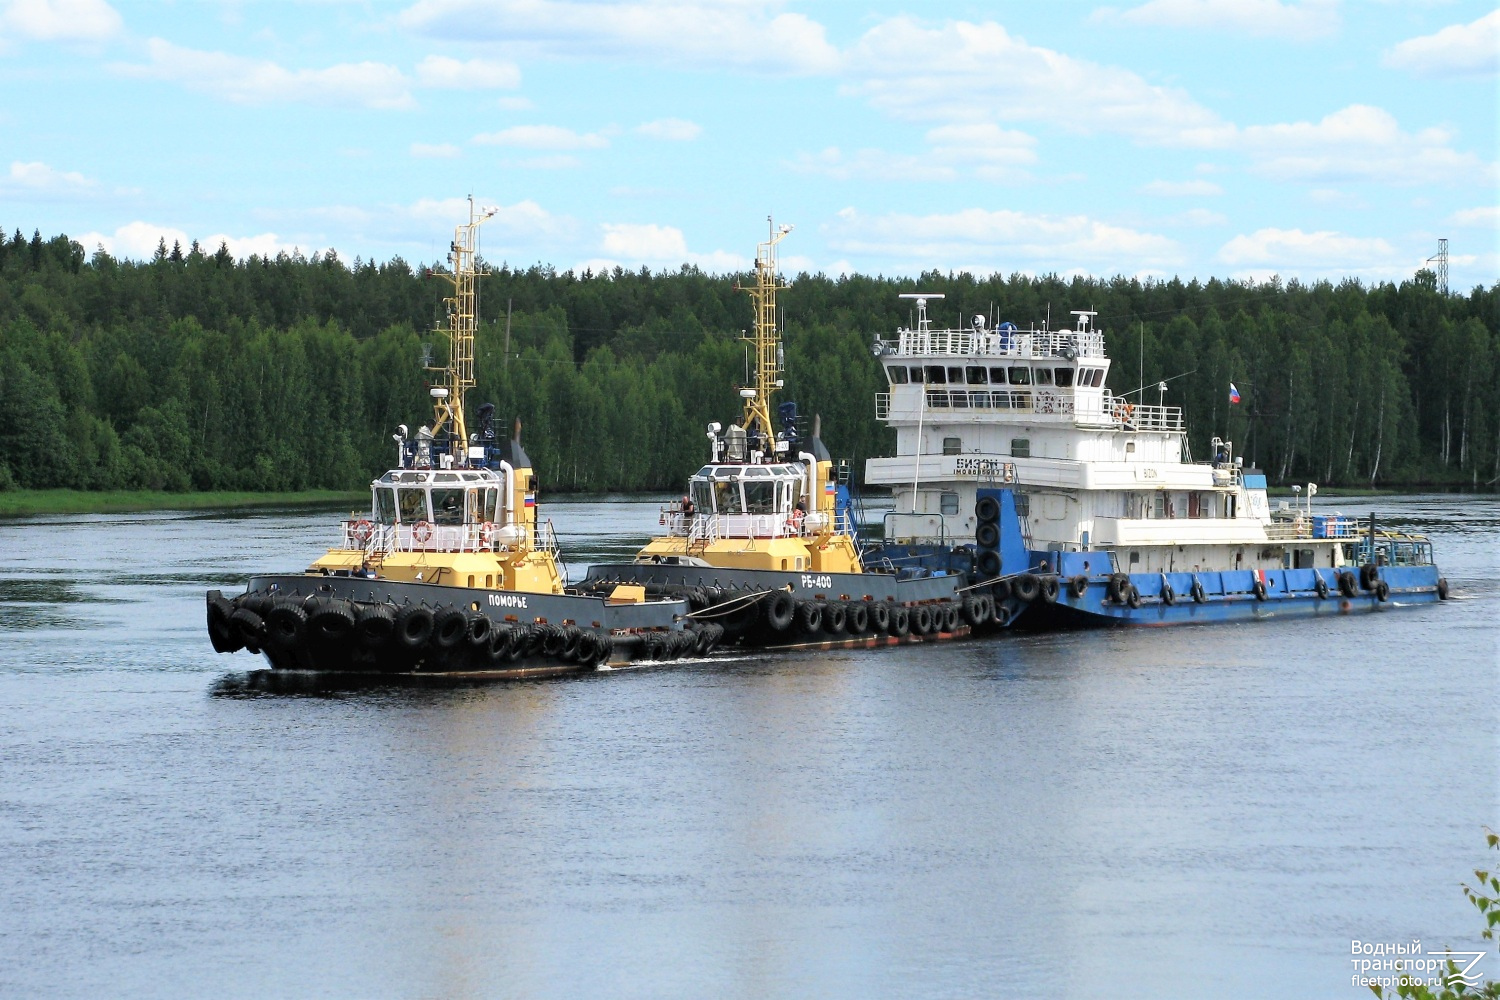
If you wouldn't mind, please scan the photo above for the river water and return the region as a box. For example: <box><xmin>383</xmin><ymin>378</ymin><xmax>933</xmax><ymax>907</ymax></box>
<box><xmin>1</xmin><ymin>494</ymin><xmax>1496</xmax><ymax>999</ymax></box>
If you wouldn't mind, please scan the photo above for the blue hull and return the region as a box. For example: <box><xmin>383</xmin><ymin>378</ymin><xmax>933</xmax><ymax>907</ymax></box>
<box><xmin>1017</xmin><ymin>564</ymin><xmax>1443</xmax><ymax>628</ymax></box>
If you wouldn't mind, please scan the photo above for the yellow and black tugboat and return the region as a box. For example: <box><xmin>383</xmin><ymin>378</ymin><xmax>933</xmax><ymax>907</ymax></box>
<box><xmin>580</xmin><ymin>221</ymin><xmax>976</xmax><ymax>649</ymax></box>
<box><xmin>206</xmin><ymin>202</ymin><xmax>707</xmax><ymax>678</ymax></box>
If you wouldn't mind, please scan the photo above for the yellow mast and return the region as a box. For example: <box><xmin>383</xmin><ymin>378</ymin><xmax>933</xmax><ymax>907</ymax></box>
<box><xmin>738</xmin><ymin>218</ymin><xmax>793</xmax><ymax>446</ymax></box>
<box><xmin>427</xmin><ymin>197</ymin><xmax>497</xmax><ymax>465</ymax></box>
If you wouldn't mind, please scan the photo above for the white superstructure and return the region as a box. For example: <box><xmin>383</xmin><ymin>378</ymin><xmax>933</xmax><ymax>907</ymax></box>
<box><xmin>865</xmin><ymin>295</ymin><xmax>1353</xmax><ymax>575</ymax></box>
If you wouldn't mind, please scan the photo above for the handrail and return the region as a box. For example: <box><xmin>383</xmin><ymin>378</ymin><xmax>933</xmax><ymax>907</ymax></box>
<box><xmin>879</xmin><ymin>328</ymin><xmax>1108</xmax><ymax>359</ymax></box>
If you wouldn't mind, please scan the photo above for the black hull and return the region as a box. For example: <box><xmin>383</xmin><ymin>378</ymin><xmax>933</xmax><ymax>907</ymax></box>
<box><xmin>206</xmin><ymin>574</ymin><xmax>704</xmax><ymax>678</ymax></box>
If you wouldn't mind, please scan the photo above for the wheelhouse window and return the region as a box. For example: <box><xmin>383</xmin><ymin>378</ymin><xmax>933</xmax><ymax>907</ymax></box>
<box><xmin>887</xmin><ymin>365</ymin><xmax>909</xmax><ymax>384</ymax></box>
<box><xmin>375</xmin><ymin>488</ymin><xmax>397</xmax><ymax>525</ymax></box>
<box><xmin>989</xmin><ymin>367</ymin><xmax>1008</xmax><ymax>385</ymax></box>
<box><xmin>744</xmin><ymin>481</ymin><xmax>776</xmax><ymax>514</ymax></box>
<box><xmin>924</xmin><ymin>365</ymin><xmax>947</xmax><ymax>384</ymax></box>
<box><xmin>1054</xmin><ymin>368</ymin><xmax>1075</xmax><ymax>387</ymax></box>
<box><xmin>432</xmin><ymin>487</ymin><xmax>466</xmax><ymax>525</ymax></box>
<box><xmin>947</xmin><ymin>366</ymin><xmax>964</xmax><ymax>384</ymax></box>
<box><xmin>1008</xmin><ymin>367</ymin><xmax>1031</xmax><ymax>385</ymax></box>
<box><xmin>397</xmin><ymin>488</ymin><xmax>428</xmax><ymax>523</ymax></box>
<box><xmin>943</xmin><ymin>437</ymin><xmax>962</xmax><ymax>456</ymax></box>
<box><xmin>910</xmin><ymin>366</ymin><xmax>926</xmax><ymax>383</ymax></box>
<box><xmin>1091</xmin><ymin>369</ymin><xmax>1105</xmax><ymax>387</ymax></box>
<box><xmin>965</xmin><ymin>366</ymin><xmax>988</xmax><ymax>384</ymax></box>
<box><xmin>1034</xmin><ymin>368</ymin><xmax>1054</xmax><ymax>386</ymax></box>
<box><xmin>713</xmin><ymin>480</ymin><xmax>745</xmax><ymax>514</ymax></box>
<box><xmin>691</xmin><ymin>480</ymin><xmax>713</xmax><ymax>512</ymax></box>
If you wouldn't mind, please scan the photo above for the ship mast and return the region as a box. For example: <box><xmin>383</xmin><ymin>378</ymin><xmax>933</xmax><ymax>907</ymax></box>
<box><xmin>738</xmin><ymin>218</ymin><xmax>792</xmax><ymax>448</ymax></box>
<box><xmin>427</xmin><ymin>197</ymin><xmax>497</xmax><ymax>465</ymax></box>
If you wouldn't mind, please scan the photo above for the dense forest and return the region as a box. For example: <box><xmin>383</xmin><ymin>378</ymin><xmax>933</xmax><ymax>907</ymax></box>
<box><xmin>0</xmin><ymin>227</ymin><xmax>1496</xmax><ymax>495</ymax></box>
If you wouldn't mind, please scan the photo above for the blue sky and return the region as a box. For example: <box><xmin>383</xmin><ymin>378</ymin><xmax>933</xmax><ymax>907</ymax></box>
<box><xmin>3</xmin><ymin>0</ymin><xmax>1495</xmax><ymax>289</ymax></box>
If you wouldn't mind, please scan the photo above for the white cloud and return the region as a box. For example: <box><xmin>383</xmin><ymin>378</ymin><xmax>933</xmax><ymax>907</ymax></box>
<box><xmin>472</xmin><ymin>124</ymin><xmax>609</xmax><ymax>150</ymax></box>
<box><xmin>113</xmin><ymin>38</ymin><xmax>415</xmax><ymax>109</ymax></box>
<box><xmin>635</xmin><ymin>118</ymin><xmax>701</xmax><ymax>141</ymax></box>
<box><xmin>279</xmin><ymin>196</ymin><xmax>580</xmax><ymax>255</ymax></box>
<box><xmin>792</xmin><ymin>124</ymin><xmax>1037</xmax><ymax>183</ymax></box>
<box><xmin>1140</xmin><ymin>179</ymin><xmax>1223</xmax><ymax>196</ymax></box>
<box><xmin>415</xmin><ymin>54</ymin><xmax>521</xmax><ymax>89</ymax></box>
<box><xmin>1449</xmin><ymin>205</ymin><xmax>1499</xmax><ymax>228</ymax></box>
<box><xmin>1</xmin><ymin>0</ymin><xmax>121</xmax><ymax>41</ymax></box>
<box><xmin>583</xmin><ymin>222</ymin><xmax>748</xmax><ymax>272</ymax></box>
<box><xmin>1216</xmin><ymin>227</ymin><xmax>1409</xmax><ymax>279</ymax></box>
<box><xmin>410</xmin><ymin>142</ymin><xmax>461</xmax><ymax>158</ymax></box>
<box><xmin>74</xmin><ymin>221</ymin><xmax>301</xmax><ymax>261</ymax></box>
<box><xmin>843</xmin><ymin>17</ymin><xmax>1234</xmax><ymax>149</ymax></box>
<box><xmin>399</xmin><ymin>0</ymin><xmax>839</xmax><ymax>75</ymax></box>
<box><xmin>1241</xmin><ymin>104</ymin><xmax>1492</xmax><ymax>184</ymax></box>
<box><xmin>789</xmin><ymin>146</ymin><xmax>957</xmax><ymax>183</ymax></box>
<box><xmin>2</xmin><ymin>159</ymin><xmax>99</xmax><ymax>195</ymax></box>
<box><xmin>1096</xmin><ymin>0</ymin><xmax>1339</xmax><ymax>39</ymax></box>
<box><xmin>1384</xmin><ymin>10</ymin><xmax>1500</xmax><ymax>78</ymax></box>
<box><xmin>826</xmin><ymin>206</ymin><xmax>1183</xmax><ymax>274</ymax></box>
<box><xmin>1170</xmin><ymin>207</ymin><xmax>1229</xmax><ymax>226</ymax></box>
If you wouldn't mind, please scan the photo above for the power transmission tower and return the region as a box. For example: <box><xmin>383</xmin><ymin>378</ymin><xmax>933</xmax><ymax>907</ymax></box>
<box><xmin>1427</xmin><ymin>238</ymin><xmax>1448</xmax><ymax>295</ymax></box>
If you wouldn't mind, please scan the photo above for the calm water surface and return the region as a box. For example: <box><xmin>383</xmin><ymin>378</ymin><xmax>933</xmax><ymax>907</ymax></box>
<box><xmin>1</xmin><ymin>495</ymin><xmax>1496</xmax><ymax>1000</ymax></box>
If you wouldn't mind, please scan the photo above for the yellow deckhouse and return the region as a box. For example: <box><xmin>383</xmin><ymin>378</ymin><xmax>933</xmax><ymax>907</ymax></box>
<box><xmin>632</xmin><ymin>220</ymin><xmax>861</xmax><ymax>576</ymax></box>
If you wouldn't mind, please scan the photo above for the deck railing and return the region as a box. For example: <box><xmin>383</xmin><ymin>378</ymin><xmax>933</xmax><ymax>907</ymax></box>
<box><xmin>340</xmin><ymin>518</ymin><xmax>559</xmax><ymax>556</ymax></box>
<box><xmin>876</xmin><ymin>389</ymin><xmax>1184</xmax><ymax>430</ymax></box>
<box><xmin>880</xmin><ymin>328</ymin><xmax>1107</xmax><ymax>359</ymax></box>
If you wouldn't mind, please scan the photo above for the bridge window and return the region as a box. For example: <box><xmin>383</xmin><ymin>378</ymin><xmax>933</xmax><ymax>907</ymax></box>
<box><xmin>398</xmin><ymin>488</ymin><xmax>428</xmax><ymax>523</ymax></box>
<box><xmin>375</xmin><ymin>488</ymin><xmax>397</xmax><ymax>525</ymax></box>
<box><xmin>909</xmin><ymin>366</ymin><xmax>926</xmax><ymax>383</ymax></box>
<box><xmin>432</xmin><ymin>488</ymin><xmax>466</xmax><ymax>525</ymax></box>
<box><xmin>965</xmin><ymin>366</ymin><xmax>988</xmax><ymax>384</ymax></box>
<box><xmin>924</xmin><ymin>365</ymin><xmax>947</xmax><ymax>384</ymax></box>
<box><xmin>887</xmin><ymin>365</ymin><xmax>908</xmax><ymax>384</ymax></box>
<box><xmin>745</xmin><ymin>481</ymin><xmax>776</xmax><ymax>514</ymax></box>
<box><xmin>947</xmin><ymin>366</ymin><xmax>964</xmax><ymax>384</ymax></box>
<box><xmin>714</xmin><ymin>481</ymin><xmax>745</xmax><ymax>514</ymax></box>
<box><xmin>1008</xmin><ymin>367</ymin><xmax>1031</xmax><ymax>385</ymax></box>
<box><xmin>483</xmin><ymin>488</ymin><xmax>499</xmax><ymax>522</ymax></box>
<box><xmin>1091</xmin><ymin>369</ymin><xmax>1105</xmax><ymax>387</ymax></box>
<box><xmin>989</xmin><ymin>367</ymin><xmax>1008</xmax><ymax>384</ymax></box>
<box><xmin>1010</xmin><ymin>438</ymin><xmax>1030</xmax><ymax>458</ymax></box>
<box><xmin>943</xmin><ymin>437</ymin><xmax>962</xmax><ymax>455</ymax></box>
<box><xmin>1054</xmin><ymin>368</ymin><xmax>1075</xmax><ymax>387</ymax></box>
<box><xmin>691</xmin><ymin>481</ymin><xmax>713</xmax><ymax>512</ymax></box>
<box><xmin>1034</xmin><ymin>368</ymin><xmax>1054</xmax><ymax>386</ymax></box>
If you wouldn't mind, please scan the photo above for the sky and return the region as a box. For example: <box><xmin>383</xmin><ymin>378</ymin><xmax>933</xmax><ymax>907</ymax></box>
<box><xmin>2</xmin><ymin>0</ymin><xmax>1496</xmax><ymax>289</ymax></box>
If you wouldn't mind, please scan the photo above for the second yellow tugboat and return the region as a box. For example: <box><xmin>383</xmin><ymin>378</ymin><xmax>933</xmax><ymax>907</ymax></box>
<box><xmin>581</xmin><ymin>221</ymin><xmax>978</xmax><ymax>648</ymax></box>
<box><xmin>206</xmin><ymin>201</ymin><xmax>708</xmax><ymax>678</ymax></box>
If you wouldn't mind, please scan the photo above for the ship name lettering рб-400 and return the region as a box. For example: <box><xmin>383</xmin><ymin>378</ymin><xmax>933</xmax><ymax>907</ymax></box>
<box><xmin>487</xmin><ymin>593</ymin><xmax>529</xmax><ymax>609</ymax></box>
<box><xmin>800</xmin><ymin>575</ymin><xmax>834</xmax><ymax>590</ymax></box>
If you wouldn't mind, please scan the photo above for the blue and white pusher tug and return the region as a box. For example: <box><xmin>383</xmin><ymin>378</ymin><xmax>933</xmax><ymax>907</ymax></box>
<box><xmin>860</xmin><ymin>294</ymin><xmax>1449</xmax><ymax>627</ymax></box>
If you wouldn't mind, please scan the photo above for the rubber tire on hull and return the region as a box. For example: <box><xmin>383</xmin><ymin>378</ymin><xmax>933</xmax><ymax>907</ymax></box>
<box><xmin>990</xmin><ymin>579</ymin><xmax>1011</xmax><ymax>603</ymax></box>
<box><xmin>1375</xmin><ymin>580</ymin><xmax>1390</xmax><ymax>602</ymax></box>
<box><xmin>975</xmin><ymin>495</ymin><xmax>1000</xmax><ymax>523</ymax></box>
<box><xmin>1160</xmin><ymin>582</ymin><xmax>1175</xmax><ymax>606</ymax></box>
<box><xmin>1359</xmin><ymin>564</ymin><xmax>1380</xmax><ymax>591</ymax></box>
<box><xmin>1068</xmin><ymin>575</ymin><xmax>1088</xmax><ymax>599</ymax></box>
<box><xmin>432</xmin><ymin>607</ymin><xmax>468</xmax><ymax>649</ymax></box>
<box><xmin>1108</xmin><ymin>574</ymin><xmax>1131</xmax><ymax>604</ymax></box>
<box><xmin>1437</xmin><ymin>577</ymin><xmax>1450</xmax><ymax>600</ymax></box>
<box><xmin>961</xmin><ymin>594</ymin><xmax>985</xmax><ymax>628</ymax></box>
<box><xmin>871</xmin><ymin>603</ymin><xmax>891</xmax><ymax>633</ymax></box>
<box><xmin>1314</xmin><ymin>575</ymin><xmax>1329</xmax><ymax>600</ymax></box>
<box><xmin>207</xmin><ymin>594</ymin><xmax>241</xmax><ymax>653</ymax></box>
<box><xmin>975</xmin><ymin>522</ymin><xmax>1000</xmax><ymax>549</ymax></box>
<box><xmin>847</xmin><ymin>603</ymin><xmax>870</xmax><ymax>635</ymax></box>
<box><xmin>823</xmin><ymin>602</ymin><xmax>848</xmax><ymax>635</ymax></box>
<box><xmin>355</xmin><ymin>604</ymin><xmax>395</xmax><ymax>647</ymax></box>
<box><xmin>796</xmin><ymin>600</ymin><xmax>824</xmax><ymax>635</ymax></box>
<box><xmin>890</xmin><ymin>606</ymin><xmax>911</xmax><ymax>637</ymax></box>
<box><xmin>308</xmin><ymin>599</ymin><xmax>356</xmax><ymax>642</ymax></box>
<box><xmin>942</xmin><ymin>603</ymin><xmax>962</xmax><ymax>632</ymax></box>
<box><xmin>228</xmin><ymin>608</ymin><xmax>264</xmax><ymax>650</ymax></box>
<box><xmin>1337</xmin><ymin>571</ymin><xmax>1358</xmax><ymax>598</ymax></box>
<box><xmin>1125</xmin><ymin>585</ymin><xmax>1142</xmax><ymax>609</ymax></box>
<box><xmin>977</xmin><ymin>550</ymin><xmax>1001</xmax><ymax>578</ymax></box>
<box><xmin>1190</xmin><ymin>578</ymin><xmax>1207</xmax><ymax>604</ymax></box>
<box><xmin>764</xmin><ymin>591</ymin><xmax>795</xmax><ymax>632</ymax></box>
<box><xmin>1252</xmin><ymin>578</ymin><xmax>1268</xmax><ymax>601</ymax></box>
<box><xmin>466</xmin><ymin>614</ymin><xmax>492</xmax><ymax>646</ymax></box>
<box><xmin>1039</xmin><ymin>576</ymin><xmax>1060</xmax><ymax>603</ymax></box>
<box><xmin>1013</xmin><ymin>574</ymin><xmax>1041</xmax><ymax>603</ymax></box>
<box><xmin>394</xmin><ymin>606</ymin><xmax>435</xmax><ymax>650</ymax></box>
<box><xmin>912</xmin><ymin>606</ymin><xmax>933</xmax><ymax>635</ymax></box>
<box><xmin>266</xmin><ymin>601</ymin><xmax>307</xmax><ymax>648</ymax></box>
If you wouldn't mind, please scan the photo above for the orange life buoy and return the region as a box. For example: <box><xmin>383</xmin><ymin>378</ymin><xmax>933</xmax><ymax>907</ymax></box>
<box><xmin>351</xmin><ymin>519</ymin><xmax>373</xmax><ymax>544</ymax></box>
<box><xmin>1114</xmin><ymin>401</ymin><xmax>1135</xmax><ymax>423</ymax></box>
<box><xmin>412</xmin><ymin>520</ymin><xmax>433</xmax><ymax>543</ymax></box>
<box><xmin>480</xmin><ymin>521</ymin><xmax>497</xmax><ymax>544</ymax></box>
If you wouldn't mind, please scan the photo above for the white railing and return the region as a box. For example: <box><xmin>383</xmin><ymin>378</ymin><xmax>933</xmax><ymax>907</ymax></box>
<box><xmin>879</xmin><ymin>327</ymin><xmax>1107</xmax><ymax>360</ymax></box>
<box><xmin>660</xmin><ymin>511</ymin><xmax>803</xmax><ymax>540</ymax></box>
<box><xmin>340</xmin><ymin>518</ymin><xmax>559</xmax><ymax>555</ymax></box>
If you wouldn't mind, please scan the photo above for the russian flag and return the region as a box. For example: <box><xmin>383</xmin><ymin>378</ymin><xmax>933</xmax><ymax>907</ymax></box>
<box><xmin>523</xmin><ymin>494</ymin><xmax>536</xmax><ymax>508</ymax></box>
<box><xmin>1229</xmin><ymin>382</ymin><xmax>1241</xmax><ymax>404</ymax></box>
<box><xmin>824</xmin><ymin>482</ymin><xmax>836</xmax><ymax>496</ymax></box>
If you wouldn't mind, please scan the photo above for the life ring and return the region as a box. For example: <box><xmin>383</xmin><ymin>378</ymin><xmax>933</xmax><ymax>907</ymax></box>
<box><xmin>351</xmin><ymin>519</ymin><xmax>373</xmax><ymax>545</ymax></box>
<box><xmin>480</xmin><ymin>521</ymin><xmax>497</xmax><ymax>544</ymax></box>
<box><xmin>787</xmin><ymin>508</ymin><xmax>804</xmax><ymax>532</ymax></box>
<box><xmin>1113</xmin><ymin>400</ymin><xmax>1135</xmax><ymax>423</ymax></box>
<box><xmin>1314</xmin><ymin>575</ymin><xmax>1329</xmax><ymax>599</ymax></box>
<box><xmin>1068</xmin><ymin>575</ymin><xmax>1088</xmax><ymax>599</ymax></box>
<box><xmin>1190</xmin><ymin>577</ymin><xmax>1206</xmax><ymax>603</ymax></box>
<box><xmin>412</xmin><ymin>520</ymin><xmax>433</xmax><ymax>544</ymax></box>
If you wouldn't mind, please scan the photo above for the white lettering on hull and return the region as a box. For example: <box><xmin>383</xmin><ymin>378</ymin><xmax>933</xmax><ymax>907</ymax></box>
<box><xmin>487</xmin><ymin>593</ymin><xmax>529</xmax><ymax>609</ymax></box>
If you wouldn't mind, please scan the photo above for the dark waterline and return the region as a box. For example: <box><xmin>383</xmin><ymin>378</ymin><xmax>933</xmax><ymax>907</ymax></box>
<box><xmin>1</xmin><ymin>495</ymin><xmax>1496</xmax><ymax>999</ymax></box>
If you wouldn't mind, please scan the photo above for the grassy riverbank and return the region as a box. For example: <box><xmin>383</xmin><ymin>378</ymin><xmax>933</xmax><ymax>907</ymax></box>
<box><xmin>0</xmin><ymin>489</ymin><xmax>366</xmax><ymax>518</ymax></box>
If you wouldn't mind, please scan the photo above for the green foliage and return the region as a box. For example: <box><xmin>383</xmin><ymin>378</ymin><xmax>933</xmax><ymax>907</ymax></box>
<box><xmin>1370</xmin><ymin>830</ymin><xmax>1500</xmax><ymax>999</ymax></box>
<box><xmin>0</xmin><ymin>230</ymin><xmax>1496</xmax><ymax>494</ymax></box>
